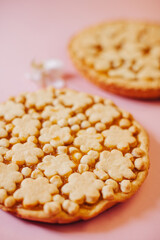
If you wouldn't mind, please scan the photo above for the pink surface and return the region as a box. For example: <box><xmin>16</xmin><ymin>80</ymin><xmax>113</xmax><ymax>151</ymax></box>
<box><xmin>0</xmin><ymin>1</ymin><xmax>160</xmax><ymax>240</ymax></box>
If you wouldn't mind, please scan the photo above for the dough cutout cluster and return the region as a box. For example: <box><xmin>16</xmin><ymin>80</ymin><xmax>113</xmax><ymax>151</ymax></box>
<box><xmin>0</xmin><ymin>87</ymin><xmax>149</xmax><ymax>223</ymax></box>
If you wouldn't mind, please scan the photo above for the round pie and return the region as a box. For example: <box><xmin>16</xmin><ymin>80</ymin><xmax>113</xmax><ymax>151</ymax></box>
<box><xmin>69</xmin><ymin>20</ymin><xmax>160</xmax><ymax>99</ymax></box>
<box><xmin>0</xmin><ymin>87</ymin><xmax>149</xmax><ymax>223</ymax></box>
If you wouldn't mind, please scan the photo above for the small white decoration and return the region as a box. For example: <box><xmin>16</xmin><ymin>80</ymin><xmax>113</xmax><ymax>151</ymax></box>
<box><xmin>26</xmin><ymin>59</ymin><xmax>65</xmax><ymax>88</ymax></box>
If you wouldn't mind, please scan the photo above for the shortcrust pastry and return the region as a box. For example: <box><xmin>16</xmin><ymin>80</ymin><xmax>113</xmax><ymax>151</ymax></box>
<box><xmin>69</xmin><ymin>21</ymin><xmax>160</xmax><ymax>99</ymax></box>
<box><xmin>0</xmin><ymin>87</ymin><xmax>149</xmax><ymax>223</ymax></box>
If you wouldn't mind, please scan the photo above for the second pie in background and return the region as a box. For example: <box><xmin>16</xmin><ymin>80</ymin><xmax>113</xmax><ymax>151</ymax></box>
<box><xmin>69</xmin><ymin>21</ymin><xmax>160</xmax><ymax>99</ymax></box>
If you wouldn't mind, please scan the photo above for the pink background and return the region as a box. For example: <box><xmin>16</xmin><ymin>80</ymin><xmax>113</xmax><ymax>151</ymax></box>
<box><xmin>0</xmin><ymin>1</ymin><xmax>160</xmax><ymax>240</ymax></box>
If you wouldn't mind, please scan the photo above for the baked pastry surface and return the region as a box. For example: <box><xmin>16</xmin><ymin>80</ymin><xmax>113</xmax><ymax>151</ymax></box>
<box><xmin>69</xmin><ymin>21</ymin><xmax>160</xmax><ymax>99</ymax></box>
<box><xmin>0</xmin><ymin>87</ymin><xmax>149</xmax><ymax>223</ymax></box>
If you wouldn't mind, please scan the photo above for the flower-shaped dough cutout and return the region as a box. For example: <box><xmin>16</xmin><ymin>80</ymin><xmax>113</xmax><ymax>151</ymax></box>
<box><xmin>102</xmin><ymin>125</ymin><xmax>136</xmax><ymax>150</ymax></box>
<box><xmin>0</xmin><ymin>121</ymin><xmax>8</xmax><ymax>138</ymax></box>
<box><xmin>96</xmin><ymin>150</ymin><xmax>136</xmax><ymax>181</ymax></box>
<box><xmin>86</xmin><ymin>103</ymin><xmax>120</xmax><ymax>124</ymax></box>
<box><xmin>6</xmin><ymin>142</ymin><xmax>44</xmax><ymax>165</ymax></box>
<box><xmin>74</xmin><ymin>130</ymin><xmax>103</xmax><ymax>152</ymax></box>
<box><xmin>39</xmin><ymin>125</ymin><xmax>73</xmax><ymax>146</ymax></box>
<box><xmin>42</xmin><ymin>106</ymin><xmax>72</xmax><ymax>122</ymax></box>
<box><xmin>12</xmin><ymin>115</ymin><xmax>41</xmax><ymax>141</ymax></box>
<box><xmin>62</xmin><ymin>172</ymin><xmax>104</xmax><ymax>204</ymax></box>
<box><xmin>58</xmin><ymin>90</ymin><xmax>93</xmax><ymax>111</ymax></box>
<box><xmin>0</xmin><ymin>163</ymin><xmax>23</xmax><ymax>193</ymax></box>
<box><xmin>25</xmin><ymin>88</ymin><xmax>54</xmax><ymax>109</ymax></box>
<box><xmin>0</xmin><ymin>101</ymin><xmax>25</xmax><ymax>121</ymax></box>
<box><xmin>14</xmin><ymin>177</ymin><xmax>58</xmax><ymax>207</ymax></box>
<box><xmin>38</xmin><ymin>154</ymin><xmax>75</xmax><ymax>177</ymax></box>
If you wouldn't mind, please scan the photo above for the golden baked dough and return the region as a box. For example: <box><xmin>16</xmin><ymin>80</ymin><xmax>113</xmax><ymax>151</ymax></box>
<box><xmin>69</xmin><ymin>21</ymin><xmax>160</xmax><ymax>99</ymax></box>
<box><xmin>0</xmin><ymin>87</ymin><xmax>149</xmax><ymax>223</ymax></box>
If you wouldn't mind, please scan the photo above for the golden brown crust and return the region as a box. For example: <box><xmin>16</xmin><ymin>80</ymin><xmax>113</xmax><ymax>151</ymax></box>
<box><xmin>0</xmin><ymin>122</ymin><xmax>149</xmax><ymax>224</ymax></box>
<box><xmin>68</xmin><ymin>20</ymin><xmax>160</xmax><ymax>99</ymax></box>
<box><xmin>69</xmin><ymin>54</ymin><xmax>160</xmax><ymax>99</ymax></box>
<box><xmin>0</xmin><ymin>87</ymin><xmax>149</xmax><ymax>223</ymax></box>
